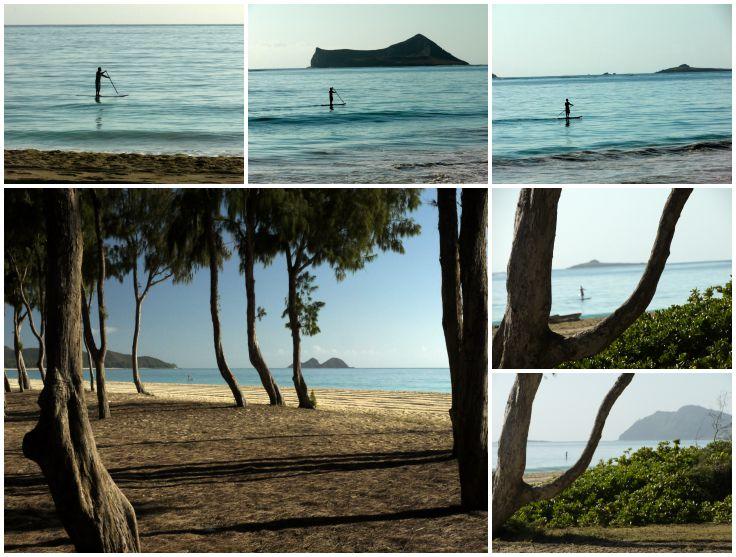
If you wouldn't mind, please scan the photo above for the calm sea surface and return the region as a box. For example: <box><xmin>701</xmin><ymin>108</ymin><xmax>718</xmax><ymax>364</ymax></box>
<box><xmin>10</xmin><ymin>367</ymin><xmax>451</xmax><ymax>393</ymax></box>
<box><xmin>4</xmin><ymin>25</ymin><xmax>244</xmax><ymax>155</ymax></box>
<box><xmin>492</xmin><ymin>72</ymin><xmax>732</xmax><ymax>183</ymax></box>
<box><xmin>248</xmin><ymin>66</ymin><xmax>488</xmax><ymax>183</ymax></box>
<box><xmin>492</xmin><ymin>440</ymin><xmax>704</xmax><ymax>472</ymax></box>
<box><xmin>492</xmin><ymin>260</ymin><xmax>732</xmax><ymax>324</ymax></box>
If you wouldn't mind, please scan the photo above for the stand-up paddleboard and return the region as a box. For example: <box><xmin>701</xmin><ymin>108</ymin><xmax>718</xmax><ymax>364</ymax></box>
<box><xmin>320</xmin><ymin>102</ymin><xmax>346</xmax><ymax>107</ymax></box>
<box><xmin>75</xmin><ymin>94</ymin><xmax>129</xmax><ymax>98</ymax></box>
<box><xmin>558</xmin><ymin>116</ymin><xmax>582</xmax><ymax>120</ymax></box>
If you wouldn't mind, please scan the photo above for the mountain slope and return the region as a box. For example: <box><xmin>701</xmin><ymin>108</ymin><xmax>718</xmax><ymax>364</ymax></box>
<box><xmin>619</xmin><ymin>405</ymin><xmax>732</xmax><ymax>440</ymax></box>
<box><xmin>5</xmin><ymin>346</ymin><xmax>176</xmax><ymax>369</ymax></box>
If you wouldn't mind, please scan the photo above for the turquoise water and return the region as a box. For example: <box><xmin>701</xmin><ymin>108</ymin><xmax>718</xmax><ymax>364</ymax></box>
<box><xmin>4</xmin><ymin>25</ymin><xmax>244</xmax><ymax>155</ymax></box>
<box><xmin>492</xmin><ymin>72</ymin><xmax>732</xmax><ymax>183</ymax></box>
<box><xmin>8</xmin><ymin>367</ymin><xmax>451</xmax><ymax>393</ymax></box>
<box><xmin>492</xmin><ymin>440</ymin><xmax>704</xmax><ymax>472</ymax></box>
<box><xmin>248</xmin><ymin>66</ymin><xmax>488</xmax><ymax>183</ymax></box>
<box><xmin>492</xmin><ymin>260</ymin><xmax>732</xmax><ymax>324</ymax></box>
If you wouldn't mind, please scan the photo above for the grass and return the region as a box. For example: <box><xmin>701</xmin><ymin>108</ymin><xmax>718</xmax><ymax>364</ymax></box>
<box><xmin>4</xmin><ymin>390</ymin><xmax>486</xmax><ymax>552</ymax></box>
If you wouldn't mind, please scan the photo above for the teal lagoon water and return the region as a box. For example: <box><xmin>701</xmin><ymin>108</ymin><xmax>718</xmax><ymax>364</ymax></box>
<box><xmin>492</xmin><ymin>72</ymin><xmax>731</xmax><ymax>183</ymax></box>
<box><xmin>8</xmin><ymin>367</ymin><xmax>451</xmax><ymax>393</ymax></box>
<box><xmin>249</xmin><ymin>66</ymin><xmax>488</xmax><ymax>183</ymax></box>
<box><xmin>492</xmin><ymin>260</ymin><xmax>732</xmax><ymax>324</ymax></box>
<box><xmin>4</xmin><ymin>25</ymin><xmax>244</xmax><ymax>155</ymax></box>
<box><xmin>492</xmin><ymin>439</ymin><xmax>705</xmax><ymax>473</ymax></box>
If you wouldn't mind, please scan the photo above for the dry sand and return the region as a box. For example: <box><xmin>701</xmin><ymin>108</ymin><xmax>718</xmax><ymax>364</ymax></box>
<box><xmin>4</xmin><ymin>149</ymin><xmax>244</xmax><ymax>184</ymax></box>
<box><xmin>493</xmin><ymin>317</ymin><xmax>605</xmax><ymax>338</ymax></box>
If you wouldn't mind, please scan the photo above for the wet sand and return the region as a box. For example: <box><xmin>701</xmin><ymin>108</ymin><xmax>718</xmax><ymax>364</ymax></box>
<box><xmin>4</xmin><ymin>149</ymin><xmax>244</xmax><ymax>184</ymax></box>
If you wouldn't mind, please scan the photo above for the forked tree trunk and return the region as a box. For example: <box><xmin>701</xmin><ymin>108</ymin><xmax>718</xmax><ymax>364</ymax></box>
<box><xmin>244</xmin><ymin>194</ymin><xmax>284</xmax><ymax>405</ymax></box>
<box><xmin>492</xmin><ymin>373</ymin><xmax>634</xmax><ymax>531</ymax></box>
<box><xmin>12</xmin><ymin>265</ymin><xmax>47</xmax><ymax>383</ymax></box>
<box><xmin>13</xmin><ymin>307</ymin><xmax>30</xmax><ymax>391</ymax></box>
<box><xmin>81</xmin><ymin>289</ymin><xmax>109</xmax><ymax>418</ymax></box>
<box><xmin>286</xmin><ymin>259</ymin><xmax>314</xmax><ymax>409</ymax></box>
<box><xmin>205</xmin><ymin>213</ymin><xmax>245</xmax><ymax>407</ymax></box>
<box><xmin>90</xmin><ymin>191</ymin><xmax>110</xmax><ymax>419</ymax></box>
<box><xmin>493</xmin><ymin>188</ymin><xmax>692</xmax><ymax>368</ymax></box>
<box><xmin>22</xmin><ymin>188</ymin><xmax>141</xmax><ymax>552</ymax></box>
<box><xmin>130</xmin><ymin>264</ymin><xmax>152</xmax><ymax>396</ymax></box>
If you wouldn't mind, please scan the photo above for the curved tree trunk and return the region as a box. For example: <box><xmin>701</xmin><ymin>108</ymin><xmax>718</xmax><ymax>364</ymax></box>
<box><xmin>244</xmin><ymin>194</ymin><xmax>284</xmax><ymax>405</ymax></box>
<box><xmin>494</xmin><ymin>188</ymin><xmax>692</xmax><ymax>369</ymax></box>
<box><xmin>205</xmin><ymin>214</ymin><xmax>245</xmax><ymax>408</ymax></box>
<box><xmin>5</xmin><ymin>371</ymin><xmax>12</xmax><ymax>393</ymax></box>
<box><xmin>13</xmin><ymin>307</ymin><xmax>30</xmax><ymax>391</ymax></box>
<box><xmin>492</xmin><ymin>373</ymin><xmax>634</xmax><ymax>531</ymax></box>
<box><xmin>90</xmin><ymin>191</ymin><xmax>110</xmax><ymax>419</ymax></box>
<box><xmin>22</xmin><ymin>187</ymin><xmax>141</xmax><ymax>552</ymax></box>
<box><xmin>130</xmin><ymin>294</ymin><xmax>151</xmax><ymax>396</ymax></box>
<box><xmin>287</xmin><ymin>259</ymin><xmax>314</xmax><ymax>409</ymax></box>
<box><xmin>13</xmin><ymin>269</ymin><xmax>47</xmax><ymax>383</ymax></box>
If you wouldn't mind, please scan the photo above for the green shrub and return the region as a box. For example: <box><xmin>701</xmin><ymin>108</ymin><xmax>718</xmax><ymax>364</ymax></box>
<box><xmin>512</xmin><ymin>441</ymin><xmax>732</xmax><ymax>528</ymax></box>
<box><xmin>561</xmin><ymin>281</ymin><xmax>732</xmax><ymax>369</ymax></box>
<box><xmin>309</xmin><ymin>389</ymin><xmax>318</xmax><ymax>408</ymax></box>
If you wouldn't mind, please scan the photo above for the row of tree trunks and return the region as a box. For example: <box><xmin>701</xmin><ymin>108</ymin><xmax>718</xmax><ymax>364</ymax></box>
<box><xmin>13</xmin><ymin>306</ymin><xmax>31</xmax><ymax>391</ymax></box>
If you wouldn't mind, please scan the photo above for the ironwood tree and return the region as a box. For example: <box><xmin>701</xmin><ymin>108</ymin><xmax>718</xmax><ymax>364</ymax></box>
<box><xmin>22</xmin><ymin>187</ymin><xmax>141</xmax><ymax>552</ymax></box>
<box><xmin>493</xmin><ymin>188</ymin><xmax>692</xmax><ymax>368</ymax></box>
<box><xmin>437</xmin><ymin>188</ymin><xmax>488</xmax><ymax>510</ymax></box>
<box><xmin>492</xmin><ymin>373</ymin><xmax>634</xmax><ymax>531</ymax></box>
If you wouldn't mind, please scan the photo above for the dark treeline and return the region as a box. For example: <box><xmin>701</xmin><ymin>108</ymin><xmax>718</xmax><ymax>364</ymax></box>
<box><xmin>5</xmin><ymin>187</ymin><xmax>488</xmax><ymax>551</ymax></box>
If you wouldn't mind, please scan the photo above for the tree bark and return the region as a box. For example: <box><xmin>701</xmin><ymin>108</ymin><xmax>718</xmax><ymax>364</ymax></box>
<box><xmin>244</xmin><ymin>195</ymin><xmax>284</xmax><ymax>405</ymax></box>
<box><xmin>22</xmin><ymin>188</ymin><xmax>141</xmax><ymax>552</ymax></box>
<box><xmin>12</xmin><ymin>259</ymin><xmax>47</xmax><ymax>383</ymax></box>
<box><xmin>437</xmin><ymin>189</ymin><xmax>462</xmax><ymax>454</ymax></box>
<box><xmin>4</xmin><ymin>371</ymin><xmax>11</xmax><ymax>393</ymax></box>
<box><xmin>286</xmin><ymin>253</ymin><xmax>314</xmax><ymax>409</ymax></box>
<box><xmin>456</xmin><ymin>189</ymin><xmax>488</xmax><ymax>510</ymax></box>
<box><xmin>130</xmin><ymin>263</ymin><xmax>152</xmax><ymax>396</ymax></box>
<box><xmin>13</xmin><ymin>307</ymin><xmax>30</xmax><ymax>391</ymax></box>
<box><xmin>492</xmin><ymin>373</ymin><xmax>634</xmax><ymax>531</ymax></box>
<box><xmin>205</xmin><ymin>212</ymin><xmax>245</xmax><ymax>408</ymax></box>
<box><xmin>494</xmin><ymin>188</ymin><xmax>692</xmax><ymax>368</ymax></box>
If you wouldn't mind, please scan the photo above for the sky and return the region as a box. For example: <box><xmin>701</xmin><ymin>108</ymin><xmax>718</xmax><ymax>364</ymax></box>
<box><xmin>492</xmin><ymin>373</ymin><xmax>732</xmax><ymax>442</ymax></box>
<box><xmin>248</xmin><ymin>4</ymin><xmax>488</xmax><ymax>69</ymax></box>
<box><xmin>5</xmin><ymin>189</ymin><xmax>455</xmax><ymax>369</ymax></box>
<box><xmin>491</xmin><ymin>188</ymin><xmax>732</xmax><ymax>273</ymax></box>
<box><xmin>493</xmin><ymin>4</ymin><xmax>732</xmax><ymax>77</ymax></box>
<box><xmin>4</xmin><ymin>4</ymin><xmax>244</xmax><ymax>25</ymax></box>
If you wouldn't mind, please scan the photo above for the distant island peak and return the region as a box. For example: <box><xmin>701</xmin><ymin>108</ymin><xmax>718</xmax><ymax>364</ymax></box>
<box><xmin>288</xmin><ymin>357</ymin><xmax>351</xmax><ymax>369</ymax></box>
<box><xmin>567</xmin><ymin>259</ymin><xmax>643</xmax><ymax>269</ymax></box>
<box><xmin>657</xmin><ymin>63</ymin><xmax>731</xmax><ymax>73</ymax></box>
<box><xmin>310</xmin><ymin>34</ymin><xmax>468</xmax><ymax>68</ymax></box>
<box><xmin>619</xmin><ymin>405</ymin><xmax>732</xmax><ymax>441</ymax></box>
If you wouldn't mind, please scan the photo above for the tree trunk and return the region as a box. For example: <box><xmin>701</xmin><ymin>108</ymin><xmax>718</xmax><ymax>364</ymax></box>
<box><xmin>456</xmin><ymin>188</ymin><xmax>488</xmax><ymax>510</ymax></box>
<box><xmin>205</xmin><ymin>213</ymin><xmax>245</xmax><ymax>407</ymax></box>
<box><xmin>492</xmin><ymin>373</ymin><xmax>634</xmax><ymax>531</ymax></box>
<box><xmin>87</xmin><ymin>340</ymin><xmax>95</xmax><ymax>392</ymax></box>
<box><xmin>13</xmin><ymin>307</ymin><xmax>30</xmax><ymax>391</ymax></box>
<box><xmin>90</xmin><ymin>191</ymin><xmax>110</xmax><ymax>419</ymax></box>
<box><xmin>14</xmin><ymin>269</ymin><xmax>47</xmax><ymax>383</ymax></box>
<box><xmin>244</xmin><ymin>194</ymin><xmax>284</xmax><ymax>405</ymax></box>
<box><xmin>5</xmin><ymin>371</ymin><xmax>11</xmax><ymax>393</ymax></box>
<box><xmin>22</xmin><ymin>187</ymin><xmax>141</xmax><ymax>552</ymax></box>
<box><xmin>131</xmin><ymin>291</ymin><xmax>151</xmax><ymax>396</ymax></box>
<box><xmin>494</xmin><ymin>188</ymin><xmax>692</xmax><ymax>368</ymax></box>
<box><xmin>287</xmin><ymin>258</ymin><xmax>314</xmax><ymax>409</ymax></box>
<box><xmin>437</xmin><ymin>189</ymin><xmax>462</xmax><ymax>454</ymax></box>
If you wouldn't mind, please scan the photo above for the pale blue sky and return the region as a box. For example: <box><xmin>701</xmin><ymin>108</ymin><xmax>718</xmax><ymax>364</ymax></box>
<box><xmin>491</xmin><ymin>188</ymin><xmax>732</xmax><ymax>273</ymax></box>
<box><xmin>492</xmin><ymin>373</ymin><xmax>732</xmax><ymax>442</ymax></box>
<box><xmin>248</xmin><ymin>4</ymin><xmax>488</xmax><ymax>69</ymax></box>
<box><xmin>4</xmin><ymin>4</ymin><xmax>244</xmax><ymax>25</ymax></box>
<box><xmin>493</xmin><ymin>4</ymin><xmax>732</xmax><ymax>77</ymax></box>
<box><xmin>5</xmin><ymin>189</ymin><xmax>451</xmax><ymax>369</ymax></box>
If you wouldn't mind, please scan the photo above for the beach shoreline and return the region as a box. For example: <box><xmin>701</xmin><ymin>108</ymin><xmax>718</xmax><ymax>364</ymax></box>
<box><xmin>493</xmin><ymin>316</ymin><xmax>605</xmax><ymax>337</ymax></box>
<box><xmin>4</xmin><ymin>149</ymin><xmax>244</xmax><ymax>184</ymax></box>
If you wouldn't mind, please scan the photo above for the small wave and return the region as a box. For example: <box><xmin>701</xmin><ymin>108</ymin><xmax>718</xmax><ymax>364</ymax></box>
<box><xmin>493</xmin><ymin>117</ymin><xmax>570</xmax><ymax>124</ymax></box>
<box><xmin>250</xmin><ymin>108</ymin><xmax>487</xmax><ymax>127</ymax></box>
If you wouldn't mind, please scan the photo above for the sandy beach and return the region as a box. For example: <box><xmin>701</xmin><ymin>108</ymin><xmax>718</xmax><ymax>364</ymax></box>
<box><xmin>4</xmin><ymin>149</ymin><xmax>244</xmax><ymax>184</ymax></box>
<box><xmin>493</xmin><ymin>316</ymin><xmax>605</xmax><ymax>338</ymax></box>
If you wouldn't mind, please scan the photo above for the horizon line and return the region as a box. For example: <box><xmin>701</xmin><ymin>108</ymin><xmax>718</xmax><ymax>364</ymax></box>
<box><xmin>493</xmin><ymin>68</ymin><xmax>732</xmax><ymax>79</ymax></box>
<box><xmin>492</xmin><ymin>258</ymin><xmax>733</xmax><ymax>275</ymax></box>
<box><xmin>5</xmin><ymin>23</ymin><xmax>243</xmax><ymax>27</ymax></box>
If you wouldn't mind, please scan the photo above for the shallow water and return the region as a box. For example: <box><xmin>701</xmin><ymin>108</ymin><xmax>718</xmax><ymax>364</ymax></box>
<box><xmin>248</xmin><ymin>66</ymin><xmax>488</xmax><ymax>183</ymax></box>
<box><xmin>492</xmin><ymin>72</ymin><xmax>732</xmax><ymax>183</ymax></box>
<box><xmin>4</xmin><ymin>25</ymin><xmax>244</xmax><ymax>155</ymax></box>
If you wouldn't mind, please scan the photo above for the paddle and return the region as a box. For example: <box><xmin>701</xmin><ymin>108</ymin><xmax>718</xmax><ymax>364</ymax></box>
<box><xmin>107</xmin><ymin>72</ymin><xmax>121</xmax><ymax>96</ymax></box>
<box><xmin>334</xmin><ymin>89</ymin><xmax>346</xmax><ymax>104</ymax></box>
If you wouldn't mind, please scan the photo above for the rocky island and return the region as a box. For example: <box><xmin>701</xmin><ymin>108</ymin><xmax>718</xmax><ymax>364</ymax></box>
<box><xmin>568</xmin><ymin>259</ymin><xmax>643</xmax><ymax>269</ymax></box>
<box><xmin>5</xmin><ymin>346</ymin><xmax>177</xmax><ymax>369</ymax></box>
<box><xmin>619</xmin><ymin>405</ymin><xmax>732</xmax><ymax>440</ymax></box>
<box><xmin>289</xmin><ymin>357</ymin><xmax>351</xmax><ymax>369</ymax></box>
<box><xmin>657</xmin><ymin>63</ymin><xmax>731</xmax><ymax>73</ymax></box>
<box><xmin>310</xmin><ymin>34</ymin><xmax>468</xmax><ymax>68</ymax></box>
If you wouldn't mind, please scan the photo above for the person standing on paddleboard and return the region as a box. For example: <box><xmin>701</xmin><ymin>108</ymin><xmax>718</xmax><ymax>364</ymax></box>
<box><xmin>564</xmin><ymin>98</ymin><xmax>574</xmax><ymax>118</ymax></box>
<box><xmin>328</xmin><ymin>87</ymin><xmax>336</xmax><ymax>109</ymax></box>
<box><xmin>96</xmin><ymin>67</ymin><xmax>110</xmax><ymax>97</ymax></box>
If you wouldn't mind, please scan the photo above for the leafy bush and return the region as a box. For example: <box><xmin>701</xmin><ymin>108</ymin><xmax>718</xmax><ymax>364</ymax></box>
<box><xmin>561</xmin><ymin>281</ymin><xmax>732</xmax><ymax>369</ymax></box>
<box><xmin>512</xmin><ymin>441</ymin><xmax>732</xmax><ymax>528</ymax></box>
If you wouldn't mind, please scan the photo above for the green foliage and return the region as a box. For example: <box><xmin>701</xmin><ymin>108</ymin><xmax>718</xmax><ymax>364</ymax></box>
<box><xmin>513</xmin><ymin>441</ymin><xmax>732</xmax><ymax>528</ymax></box>
<box><xmin>282</xmin><ymin>272</ymin><xmax>325</xmax><ymax>336</ymax></box>
<box><xmin>309</xmin><ymin>389</ymin><xmax>318</xmax><ymax>408</ymax></box>
<box><xmin>561</xmin><ymin>281</ymin><xmax>732</xmax><ymax>369</ymax></box>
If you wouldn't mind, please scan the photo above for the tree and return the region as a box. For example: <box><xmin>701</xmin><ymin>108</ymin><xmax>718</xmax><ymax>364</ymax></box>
<box><xmin>79</xmin><ymin>190</ymin><xmax>111</xmax><ymax>419</ymax></box>
<box><xmin>108</xmin><ymin>189</ymin><xmax>177</xmax><ymax>395</ymax></box>
<box><xmin>11</xmin><ymin>301</ymin><xmax>30</xmax><ymax>391</ymax></box>
<box><xmin>167</xmin><ymin>189</ymin><xmax>245</xmax><ymax>407</ymax></box>
<box><xmin>225</xmin><ymin>190</ymin><xmax>284</xmax><ymax>405</ymax></box>
<box><xmin>22</xmin><ymin>188</ymin><xmax>140</xmax><ymax>552</ymax></box>
<box><xmin>437</xmin><ymin>188</ymin><xmax>488</xmax><ymax>510</ymax></box>
<box><xmin>264</xmin><ymin>189</ymin><xmax>421</xmax><ymax>409</ymax></box>
<box><xmin>493</xmin><ymin>188</ymin><xmax>692</xmax><ymax>368</ymax></box>
<box><xmin>709</xmin><ymin>392</ymin><xmax>731</xmax><ymax>442</ymax></box>
<box><xmin>492</xmin><ymin>373</ymin><xmax>634</xmax><ymax>531</ymax></box>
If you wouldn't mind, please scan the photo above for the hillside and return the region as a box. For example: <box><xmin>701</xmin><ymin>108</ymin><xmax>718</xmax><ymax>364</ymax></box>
<box><xmin>310</xmin><ymin>34</ymin><xmax>468</xmax><ymax>68</ymax></box>
<box><xmin>288</xmin><ymin>357</ymin><xmax>351</xmax><ymax>369</ymax></box>
<box><xmin>619</xmin><ymin>405</ymin><xmax>732</xmax><ymax>440</ymax></box>
<box><xmin>568</xmin><ymin>259</ymin><xmax>643</xmax><ymax>269</ymax></box>
<box><xmin>5</xmin><ymin>346</ymin><xmax>176</xmax><ymax>369</ymax></box>
<box><xmin>657</xmin><ymin>63</ymin><xmax>731</xmax><ymax>73</ymax></box>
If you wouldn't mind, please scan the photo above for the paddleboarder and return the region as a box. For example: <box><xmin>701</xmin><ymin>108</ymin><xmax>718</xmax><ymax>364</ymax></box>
<box><xmin>328</xmin><ymin>87</ymin><xmax>336</xmax><ymax>109</ymax></box>
<box><xmin>580</xmin><ymin>286</ymin><xmax>585</xmax><ymax>300</ymax></box>
<box><xmin>564</xmin><ymin>98</ymin><xmax>574</xmax><ymax>118</ymax></box>
<box><xmin>96</xmin><ymin>67</ymin><xmax>110</xmax><ymax>97</ymax></box>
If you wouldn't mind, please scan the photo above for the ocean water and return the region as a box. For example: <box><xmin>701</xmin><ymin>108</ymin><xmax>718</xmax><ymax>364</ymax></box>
<box><xmin>8</xmin><ymin>367</ymin><xmax>451</xmax><ymax>393</ymax></box>
<box><xmin>492</xmin><ymin>439</ymin><xmax>704</xmax><ymax>472</ymax></box>
<box><xmin>492</xmin><ymin>72</ymin><xmax>732</xmax><ymax>183</ymax></box>
<box><xmin>492</xmin><ymin>260</ymin><xmax>732</xmax><ymax>324</ymax></box>
<box><xmin>248</xmin><ymin>66</ymin><xmax>488</xmax><ymax>183</ymax></box>
<box><xmin>4</xmin><ymin>25</ymin><xmax>244</xmax><ymax>156</ymax></box>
